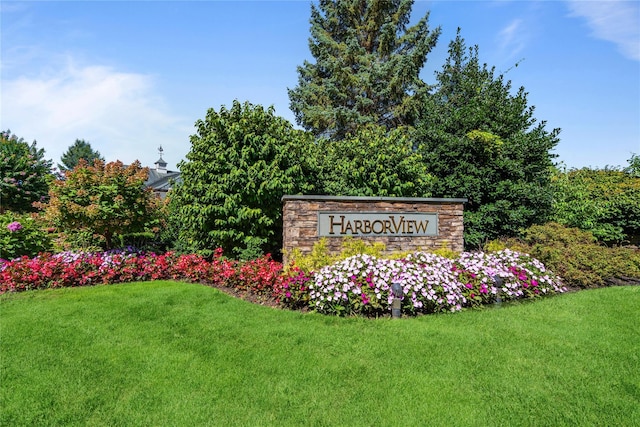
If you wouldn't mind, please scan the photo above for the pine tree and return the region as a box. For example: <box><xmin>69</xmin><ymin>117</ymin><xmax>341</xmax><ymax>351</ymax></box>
<box><xmin>288</xmin><ymin>0</ymin><xmax>440</xmax><ymax>139</ymax></box>
<box><xmin>58</xmin><ymin>139</ymin><xmax>104</xmax><ymax>172</ymax></box>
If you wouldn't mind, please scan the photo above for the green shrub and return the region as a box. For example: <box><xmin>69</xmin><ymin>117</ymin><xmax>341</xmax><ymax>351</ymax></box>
<box><xmin>1</xmin><ymin>130</ymin><xmax>53</xmax><ymax>213</ymax></box>
<box><xmin>551</xmin><ymin>164</ymin><xmax>640</xmax><ymax>245</ymax></box>
<box><xmin>314</xmin><ymin>125</ymin><xmax>434</xmax><ymax>198</ymax></box>
<box><xmin>0</xmin><ymin>212</ymin><xmax>52</xmax><ymax>260</ymax></box>
<box><xmin>488</xmin><ymin>222</ymin><xmax>640</xmax><ymax>288</ymax></box>
<box><xmin>484</xmin><ymin>239</ymin><xmax>507</xmax><ymax>253</ymax></box>
<box><xmin>285</xmin><ymin>237</ymin><xmax>454</xmax><ymax>273</ymax></box>
<box><xmin>431</xmin><ymin>245</ymin><xmax>459</xmax><ymax>260</ymax></box>
<box><xmin>285</xmin><ymin>239</ymin><xmax>340</xmax><ymax>273</ymax></box>
<box><xmin>286</xmin><ymin>238</ymin><xmax>387</xmax><ymax>273</ymax></box>
<box><xmin>338</xmin><ymin>237</ymin><xmax>387</xmax><ymax>259</ymax></box>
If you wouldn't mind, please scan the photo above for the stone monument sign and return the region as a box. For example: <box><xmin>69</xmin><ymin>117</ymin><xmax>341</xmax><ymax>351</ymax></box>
<box><xmin>282</xmin><ymin>195</ymin><xmax>466</xmax><ymax>260</ymax></box>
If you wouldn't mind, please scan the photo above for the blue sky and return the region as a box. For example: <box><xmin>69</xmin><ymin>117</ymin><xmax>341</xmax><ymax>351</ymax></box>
<box><xmin>2</xmin><ymin>1</ymin><xmax>639</xmax><ymax>171</ymax></box>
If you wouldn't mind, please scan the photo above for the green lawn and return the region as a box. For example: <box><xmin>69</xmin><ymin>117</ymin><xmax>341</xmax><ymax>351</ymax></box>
<box><xmin>1</xmin><ymin>282</ymin><xmax>638</xmax><ymax>426</ymax></box>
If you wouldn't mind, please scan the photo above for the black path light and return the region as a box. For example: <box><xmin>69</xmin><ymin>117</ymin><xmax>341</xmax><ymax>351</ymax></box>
<box><xmin>391</xmin><ymin>282</ymin><xmax>404</xmax><ymax>318</ymax></box>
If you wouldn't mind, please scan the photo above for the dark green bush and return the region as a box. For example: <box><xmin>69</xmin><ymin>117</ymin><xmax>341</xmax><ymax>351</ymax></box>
<box><xmin>415</xmin><ymin>34</ymin><xmax>558</xmax><ymax>248</ymax></box>
<box><xmin>488</xmin><ymin>222</ymin><xmax>640</xmax><ymax>288</ymax></box>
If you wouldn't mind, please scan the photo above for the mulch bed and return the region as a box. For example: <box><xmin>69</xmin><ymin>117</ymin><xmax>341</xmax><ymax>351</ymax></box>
<box><xmin>202</xmin><ymin>283</ymin><xmax>283</xmax><ymax>309</ymax></box>
<box><xmin>204</xmin><ymin>278</ymin><xmax>640</xmax><ymax>310</ymax></box>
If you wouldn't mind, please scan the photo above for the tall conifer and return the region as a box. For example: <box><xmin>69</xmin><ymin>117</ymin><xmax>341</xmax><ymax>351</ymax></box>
<box><xmin>289</xmin><ymin>0</ymin><xmax>440</xmax><ymax>139</ymax></box>
<box><xmin>59</xmin><ymin>139</ymin><xmax>104</xmax><ymax>172</ymax></box>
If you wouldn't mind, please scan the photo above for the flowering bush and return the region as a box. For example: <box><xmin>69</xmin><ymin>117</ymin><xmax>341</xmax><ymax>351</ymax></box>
<box><xmin>306</xmin><ymin>249</ymin><xmax>565</xmax><ymax>316</ymax></box>
<box><xmin>235</xmin><ymin>254</ymin><xmax>283</xmax><ymax>296</ymax></box>
<box><xmin>274</xmin><ymin>266</ymin><xmax>313</xmax><ymax>309</ymax></box>
<box><xmin>7</xmin><ymin>221</ymin><xmax>22</xmax><ymax>232</ymax></box>
<box><xmin>0</xmin><ymin>212</ymin><xmax>52</xmax><ymax>260</ymax></box>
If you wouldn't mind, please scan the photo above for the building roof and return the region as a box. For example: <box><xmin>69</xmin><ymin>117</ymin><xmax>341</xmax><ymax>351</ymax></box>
<box><xmin>145</xmin><ymin>169</ymin><xmax>181</xmax><ymax>192</ymax></box>
<box><xmin>155</xmin><ymin>156</ymin><xmax>168</xmax><ymax>168</ymax></box>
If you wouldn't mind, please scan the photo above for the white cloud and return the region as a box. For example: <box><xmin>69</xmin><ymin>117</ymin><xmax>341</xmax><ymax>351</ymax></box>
<box><xmin>566</xmin><ymin>0</ymin><xmax>640</xmax><ymax>61</ymax></box>
<box><xmin>498</xmin><ymin>18</ymin><xmax>527</xmax><ymax>57</ymax></box>
<box><xmin>1</xmin><ymin>59</ymin><xmax>192</xmax><ymax>170</ymax></box>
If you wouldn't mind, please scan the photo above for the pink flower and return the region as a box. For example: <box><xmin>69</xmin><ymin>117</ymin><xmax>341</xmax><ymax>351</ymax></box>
<box><xmin>465</xmin><ymin>283</ymin><xmax>473</xmax><ymax>289</ymax></box>
<box><xmin>7</xmin><ymin>222</ymin><xmax>22</xmax><ymax>232</ymax></box>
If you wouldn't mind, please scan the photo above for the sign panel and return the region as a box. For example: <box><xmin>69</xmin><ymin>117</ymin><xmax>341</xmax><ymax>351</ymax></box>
<box><xmin>318</xmin><ymin>212</ymin><xmax>438</xmax><ymax>237</ymax></box>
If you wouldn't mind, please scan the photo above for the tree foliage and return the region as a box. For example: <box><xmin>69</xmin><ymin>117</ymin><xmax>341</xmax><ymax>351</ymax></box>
<box><xmin>289</xmin><ymin>0</ymin><xmax>440</xmax><ymax>139</ymax></box>
<box><xmin>624</xmin><ymin>153</ymin><xmax>640</xmax><ymax>177</ymax></box>
<box><xmin>415</xmin><ymin>31</ymin><xmax>559</xmax><ymax>247</ymax></box>
<box><xmin>40</xmin><ymin>159</ymin><xmax>159</xmax><ymax>250</ymax></box>
<box><xmin>551</xmin><ymin>161</ymin><xmax>640</xmax><ymax>245</ymax></box>
<box><xmin>168</xmin><ymin>101</ymin><xmax>315</xmax><ymax>259</ymax></box>
<box><xmin>0</xmin><ymin>130</ymin><xmax>52</xmax><ymax>214</ymax></box>
<box><xmin>58</xmin><ymin>139</ymin><xmax>104</xmax><ymax>172</ymax></box>
<box><xmin>314</xmin><ymin>124</ymin><xmax>433</xmax><ymax>197</ymax></box>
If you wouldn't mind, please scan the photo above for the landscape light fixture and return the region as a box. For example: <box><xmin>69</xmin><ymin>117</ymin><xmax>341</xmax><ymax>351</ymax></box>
<box><xmin>391</xmin><ymin>282</ymin><xmax>404</xmax><ymax>318</ymax></box>
<box><xmin>492</xmin><ymin>274</ymin><xmax>503</xmax><ymax>307</ymax></box>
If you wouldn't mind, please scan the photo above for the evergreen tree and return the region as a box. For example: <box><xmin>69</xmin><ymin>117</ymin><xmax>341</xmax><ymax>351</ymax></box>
<box><xmin>0</xmin><ymin>130</ymin><xmax>52</xmax><ymax>213</ymax></box>
<box><xmin>58</xmin><ymin>139</ymin><xmax>104</xmax><ymax>172</ymax></box>
<box><xmin>416</xmin><ymin>30</ymin><xmax>559</xmax><ymax>247</ymax></box>
<box><xmin>289</xmin><ymin>0</ymin><xmax>440</xmax><ymax>139</ymax></box>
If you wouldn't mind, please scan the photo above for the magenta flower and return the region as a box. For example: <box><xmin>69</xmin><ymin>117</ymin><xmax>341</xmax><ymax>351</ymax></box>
<box><xmin>7</xmin><ymin>222</ymin><xmax>22</xmax><ymax>232</ymax></box>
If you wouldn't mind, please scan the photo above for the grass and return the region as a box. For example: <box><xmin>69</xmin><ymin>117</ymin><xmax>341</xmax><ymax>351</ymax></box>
<box><xmin>1</xmin><ymin>282</ymin><xmax>639</xmax><ymax>426</ymax></box>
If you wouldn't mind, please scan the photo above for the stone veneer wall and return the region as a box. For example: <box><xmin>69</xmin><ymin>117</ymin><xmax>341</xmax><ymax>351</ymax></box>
<box><xmin>282</xmin><ymin>195</ymin><xmax>466</xmax><ymax>261</ymax></box>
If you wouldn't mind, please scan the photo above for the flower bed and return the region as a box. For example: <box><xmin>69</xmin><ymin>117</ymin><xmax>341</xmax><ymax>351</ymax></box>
<box><xmin>277</xmin><ymin>249</ymin><xmax>566</xmax><ymax>316</ymax></box>
<box><xmin>1</xmin><ymin>248</ymin><xmax>566</xmax><ymax>317</ymax></box>
<box><xmin>0</xmin><ymin>248</ymin><xmax>283</xmax><ymax>299</ymax></box>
